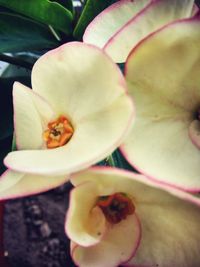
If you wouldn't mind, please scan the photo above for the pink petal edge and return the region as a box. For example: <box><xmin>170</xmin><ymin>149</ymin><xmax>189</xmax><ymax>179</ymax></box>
<box><xmin>122</xmin><ymin>17</ymin><xmax>200</xmax><ymax>193</ymax></box>
<box><xmin>65</xmin><ymin>181</ymin><xmax>109</xmax><ymax>248</ymax></box>
<box><xmin>83</xmin><ymin>0</ymin><xmax>137</xmax><ymax>42</ymax></box>
<box><xmin>71</xmin><ymin>213</ymin><xmax>142</xmax><ymax>267</ymax></box>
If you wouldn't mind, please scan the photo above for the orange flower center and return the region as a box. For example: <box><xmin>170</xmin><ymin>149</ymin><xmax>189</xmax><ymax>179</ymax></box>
<box><xmin>96</xmin><ymin>192</ymin><xmax>135</xmax><ymax>224</ymax></box>
<box><xmin>43</xmin><ymin>115</ymin><xmax>73</xmax><ymax>149</ymax></box>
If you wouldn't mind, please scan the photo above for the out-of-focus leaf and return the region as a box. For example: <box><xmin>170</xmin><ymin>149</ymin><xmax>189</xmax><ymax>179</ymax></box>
<box><xmin>2</xmin><ymin>64</ymin><xmax>31</xmax><ymax>78</ymax></box>
<box><xmin>97</xmin><ymin>149</ymin><xmax>136</xmax><ymax>171</ymax></box>
<box><xmin>0</xmin><ymin>0</ymin><xmax>73</xmax><ymax>34</ymax></box>
<box><xmin>0</xmin><ymin>12</ymin><xmax>59</xmax><ymax>53</ymax></box>
<box><xmin>112</xmin><ymin>149</ymin><xmax>136</xmax><ymax>171</ymax></box>
<box><xmin>73</xmin><ymin>0</ymin><xmax>117</xmax><ymax>40</ymax></box>
<box><xmin>51</xmin><ymin>0</ymin><xmax>74</xmax><ymax>14</ymax></box>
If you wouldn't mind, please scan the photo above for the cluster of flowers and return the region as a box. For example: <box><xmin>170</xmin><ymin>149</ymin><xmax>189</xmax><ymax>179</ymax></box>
<box><xmin>1</xmin><ymin>0</ymin><xmax>200</xmax><ymax>266</ymax></box>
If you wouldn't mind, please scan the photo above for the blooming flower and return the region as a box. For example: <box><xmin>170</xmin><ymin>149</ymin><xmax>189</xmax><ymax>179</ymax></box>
<box><xmin>66</xmin><ymin>167</ymin><xmax>200</xmax><ymax>267</ymax></box>
<box><xmin>121</xmin><ymin>18</ymin><xmax>200</xmax><ymax>191</ymax></box>
<box><xmin>0</xmin><ymin>42</ymin><xmax>134</xmax><ymax>199</ymax></box>
<box><xmin>83</xmin><ymin>0</ymin><xmax>197</xmax><ymax>63</ymax></box>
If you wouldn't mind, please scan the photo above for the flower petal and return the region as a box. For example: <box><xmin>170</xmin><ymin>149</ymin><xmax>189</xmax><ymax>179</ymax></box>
<box><xmin>127</xmin><ymin>193</ymin><xmax>200</xmax><ymax>267</ymax></box>
<box><xmin>31</xmin><ymin>42</ymin><xmax>130</xmax><ymax>123</ymax></box>
<box><xmin>70</xmin><ymin>168</ymin><xmax>200</xmax><ymax>267</ymax></box>
<box><xmin>0</xmin><ymin>169</ymin><xmax>69</xmax><ymax>200</ymax></box>
<box><xmin>71</xmin><ymin>214</ymin><xmax>141</xmax><ymax>267</ymax></box>
<box><xmin>0</xmin><ymin>170</ymin><xmax>23</xmax><ymax>192</ymax></box>
<box><xmin>13</xmin><ymin>82</ymin><xmax>55</xmax><ymax>150</ymax></box>
<box><xmin>83</xmin><ymin>0</ymin><xmax>150</xmax><ymax>48</ymax></box>
<box><xmin>66</xmin><ymin>181</ymin><xmax>107</xmax><ymax>247</ymax></box>
<box><xmin>71</xmin><ymin>167</ymin><xmax>200</xmax><ymax>206</ymax></box>
<box><xmin>4</xmin><ymin>93</ymin><xmax>134</xmax><ymax>175</ymax></box>
<box><xmin>104</xmin><ymin>0</ymin><xmax>194</xmax><ymax>63</ymax></box>
<box><xmin>122</xmin><ymin>18</ymin><xmax>200</xmax><ymax>191</ymax></box>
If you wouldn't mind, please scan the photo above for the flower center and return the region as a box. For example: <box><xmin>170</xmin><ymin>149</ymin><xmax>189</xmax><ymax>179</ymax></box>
<box><xmin>96</xmin><ymin>192</ymin><xmax>135</xmax><ymax>224</ymax></box>
<box><xmin>43</xmin><ymin>115</ymin><xmax>73</xmax><ymax>149</ymax></box>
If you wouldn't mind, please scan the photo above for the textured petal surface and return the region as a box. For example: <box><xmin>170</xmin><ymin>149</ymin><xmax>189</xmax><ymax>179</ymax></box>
<box><xmin>5</xmin><ymin>93</ymin><xmax>134</xmax><ymax>175</ymax></box>
<box><xmin>13</xmin><ymin>82</ymin><xmax>55</xmax><ymax>150</ymax></box>
<box><xmin>71</xmin><ymin>214</ymin><xmax>141</xmax><ymax>267</ymax></box>
<box><xmin>70</xmin><ymin>168</ymin><xmax>200</xmax><ymax>267</ymax></box>
<box><xmin>0</xmin><ymin>170</ymin><xmax>69</xmax><ymax>200</ymax></box>
<box><xmin>31</xmin><ymin>42</ymin><xmax>129</xmax><ymax>122</ymax></box>
<box><xmin>122</xmin><ymin>18</ymin><xmax>200</xmax><ymax>191</ymax></box>
<box><xmin>83</xmin><ymin>0</ymin><xmax>150</xmax><ymax>48</ymax></box>
<box><xmin>66</xmin><ymin>182</ymin><xmax>107</xmax><ymax>247</ymax></box>
<box><xmin>104</xmin><ymin>0</ymin><xmax>194</xmax><ymax>62</ymax></box>
<box><xmin>127</xmin><ymin>198</ymin><xmax>200</xmax><ymax>267</ymax></box>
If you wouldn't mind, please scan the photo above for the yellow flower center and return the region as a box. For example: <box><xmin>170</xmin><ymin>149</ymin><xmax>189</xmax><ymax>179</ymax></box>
<box><xmin>96</xmin><ymin>192</ymin><xmax>135</xmax><ymax>224</ymax></box>
<box><xmin>43</xmin><ymin>115</ymin><xmax>73</xmax><ymax>149</ymax></box>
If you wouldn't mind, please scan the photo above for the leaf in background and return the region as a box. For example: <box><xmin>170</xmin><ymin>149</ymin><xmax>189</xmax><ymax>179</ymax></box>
<box><xmin>51</xmin><ymin>0</ymin><xmax>74</xmax><ymax>14</ymax></box>
<box><xmin>0</xmin><ymin>12</ymin><xmax>60</xmax><ymax>53</ymax></box>
<box><xmin>73</xmin><ymin>0</ymin><xmax>117</xmax><ymax>40</ymax></box>
<box><xmin>0</xmin><ymin>0</ymin><xmax>73</xmax><ymax>34</ymax></box>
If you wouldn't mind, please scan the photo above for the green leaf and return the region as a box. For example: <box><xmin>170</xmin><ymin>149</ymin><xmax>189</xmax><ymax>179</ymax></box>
<box><xmin>0</xmin><ymin>0</ymin><xmax>73</xmax><ymax>34</ymax></box>
<box><xmin>0</xmin><ymin>12</ymin><xmax>60</xmax><ymax>53</ymax></box>
<box><xmin>51</xmin><ymin>0</ymin><xmax>74</xmax><ymax>14</ymax></box>
<box><xmin>73</xmin><ymin>0</ymin><xmax>117</xmax><ymax>40</ymax></box>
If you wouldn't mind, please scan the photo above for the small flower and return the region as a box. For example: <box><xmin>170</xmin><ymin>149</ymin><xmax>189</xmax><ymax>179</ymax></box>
<box><xmin>83</xmin><ymin>0</ymin><xmax>197</xmax><ymax>63</ymax></box>
<box><xmin>65</xmin><ymin>167</ymin><xmax>200</xmax><ymax>267</ymax></box>
<box><xmin>0</xmin><ymin>42</ymin><xmax>134</xmax><ymax>199</ymax></box>
<box><xmin>121</xmin><ymin>18</ymin><xmax>200</xmax><ymax>191</ymax></box>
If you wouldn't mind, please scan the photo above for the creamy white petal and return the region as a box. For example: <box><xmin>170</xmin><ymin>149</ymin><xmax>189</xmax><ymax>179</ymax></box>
<box><xmin>83</xmin><ymin>0</ymin><xmax>150</xmax><ymax>48</ymax></box>
<box><xmin>122</xmin><ymin>18</ymin><xmax>200</xmax><ymax>190</ymax></box>
<box><xmin>13</xmin><ymin>82</ymin><xmax>54</xmax><ymax>150</ymax></box>
<box><xmin>104</xmin><ymin>0</ymin><xmax>194</xmax><ymax>62</ymax></box>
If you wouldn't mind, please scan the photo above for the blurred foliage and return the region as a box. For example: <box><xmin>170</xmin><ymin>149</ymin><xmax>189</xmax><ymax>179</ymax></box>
<box><xmin>0</xmin><ymin>0</ymin><xmax>73</xmax><ymax>34</ymax></box>
<box><xmin>0</xmin><ymin>12</ymin><xmax>59</xmax><ymax>53</ymax></box>
<box><xmin>51</xmin><ymin>0</ymin><xmax>74</xmax><ymax>14</ymax></box>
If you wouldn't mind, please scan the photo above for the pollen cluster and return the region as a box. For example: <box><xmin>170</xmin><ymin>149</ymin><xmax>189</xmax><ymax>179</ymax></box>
<box><xmin>43</xmin><ymin>115</ymin><xmax>73</xmax><ymax>149</ymax></box>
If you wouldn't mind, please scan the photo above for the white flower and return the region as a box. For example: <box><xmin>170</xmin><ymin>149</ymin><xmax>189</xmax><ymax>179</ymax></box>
<box><xmin>66</xmin><ymin>167</ymin><xmax>200</xmax><ymax>267</ymax></box>
<box><xmin>0</xmin><ymin>42</ymin><xmax>134</xmax><ymax>199</ymax></box>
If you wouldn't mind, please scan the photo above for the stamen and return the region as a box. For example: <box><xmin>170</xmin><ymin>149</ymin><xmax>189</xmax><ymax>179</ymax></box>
<box><xmin>43</xmin><ymin>115</ymin><xmax>74</xmax><ymax>149</ymax></box>
<box><xmin>96</xmin><ymin>192</ymin><xmax>135</xmax><ymax>224</ymax></box>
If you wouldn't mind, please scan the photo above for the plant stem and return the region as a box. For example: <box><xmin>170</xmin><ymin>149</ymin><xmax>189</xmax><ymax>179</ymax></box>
<box><xmin>0</xmin><ymin>54</ymin><xmax>33</xmax><ymax>70</ymax></box>
<box><xmin>106</xmin><ymin>155</ymin><xmax>116</xmax><ymax>167</ymax></box>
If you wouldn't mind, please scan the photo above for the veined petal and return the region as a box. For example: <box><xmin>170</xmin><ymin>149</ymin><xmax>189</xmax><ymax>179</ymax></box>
<box><xmin>4</xmin><ymin>94</ymin><xmax>134</xmax><ymax>175</ymax></box>
<box><xmin>0</xmin><ymin>169</ymin><xmax>69</xmax><ymax>200</ymax></box>
<box><xmin>127</xmin><ymin>194</ymin><xmax>200</xmax><ymax>267</ymax></box>
<box><xmin>70</xmin><ymin>168</ymin><xmax>200</xmax><ymax>267</ymax></box>
<box><xmin>83</xmin><ymin>0</ymin><xmax>151</xmax><ymax>48</ymax></box>
<box><xmin>31</xmin><ymin>42</ymin><xmax>129</xmax><ymax>123</ymax></box>
<box><xmin>71</xmin><ymin>214</ymin><xmax>141</xmax><ymax>267</ymax></box>
<box><xmin>66</xmin><ymin>182</ymin><xmax>107</xmax><ymax>247</ymax></box>
<box><xmin>122</xmin><ymin>18</ymin><xmax>200</xmax><ymax>191</ymax></box>
<box><xmin>13</xmin><ymin>82</ymin><xmax>55</xmax><ymax>150</ymax></box>
<box><xmin>104</xmin><ymin>0</ymin><xmax>194</xmax><ymax>63</ymax></box>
